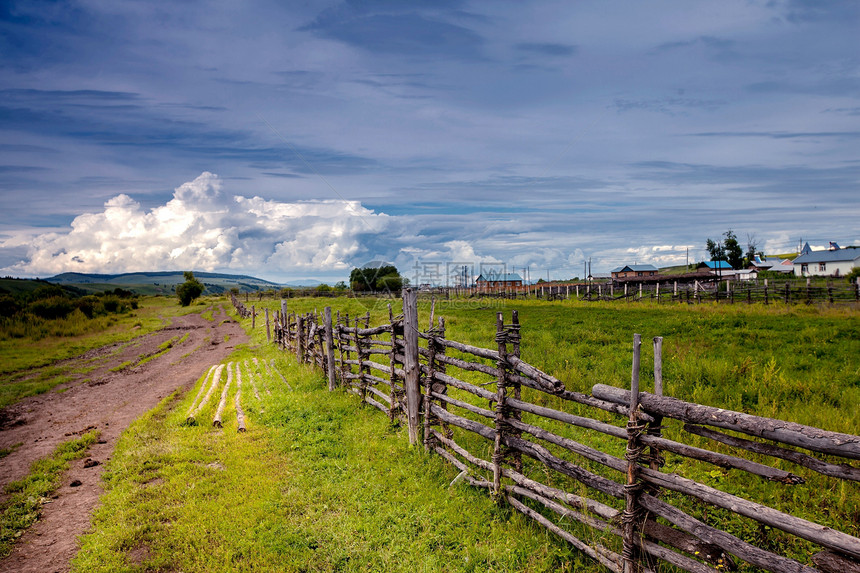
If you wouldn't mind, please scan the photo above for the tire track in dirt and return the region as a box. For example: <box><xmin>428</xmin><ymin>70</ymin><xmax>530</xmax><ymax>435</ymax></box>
<box><xmin>0</xmin><ymin>304</ymin><xmax>248</xmax><ymax>573</ymax></box>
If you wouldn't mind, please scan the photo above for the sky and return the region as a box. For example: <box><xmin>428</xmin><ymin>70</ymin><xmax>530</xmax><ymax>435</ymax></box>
<box><xmin>1</xmin><ymin>0</ymin><xmax>858</xmax><ymax>285</ymax></box>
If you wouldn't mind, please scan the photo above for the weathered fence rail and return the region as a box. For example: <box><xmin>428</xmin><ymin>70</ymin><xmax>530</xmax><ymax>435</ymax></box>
<box><xmin>229</xmin><ymin>292</ymin><xmax>860</xmax><ymax>573</ymax></box>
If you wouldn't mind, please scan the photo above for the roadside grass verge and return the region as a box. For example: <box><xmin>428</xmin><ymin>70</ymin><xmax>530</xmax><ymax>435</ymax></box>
<box><xmin>0</xmin><ymin>297</ymin><xmax>217</xmax><ymax>409</ymax></box>
<box><xmin>0</xmin><ymin>430</ymin><xmax>100</xmax><ymax>557</ymax></box>
<box><xmin>0</xmin><ymin>295</ymin><xmax>214</xmax><ymax>376</ymax></box>
<box><xmin>73</xmin><ymin>345</ymin><xmax>580</xmax><ymax>573</ymax></box>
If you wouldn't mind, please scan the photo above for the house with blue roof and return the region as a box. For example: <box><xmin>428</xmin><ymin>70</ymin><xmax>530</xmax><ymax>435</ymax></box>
<box><xmin>697</xmin><ymin>260</ymin><xmax>738</xmax><ymax>277</ymax></box>
<box><xmin>793</xmin><ymin>244</ymin><xmax>860</xmax><ymax>277</ymax></box>
<box><xmin>749</xmin><ymin>255</ymin><xmax>794</xmax><ymax>274</ymax></box>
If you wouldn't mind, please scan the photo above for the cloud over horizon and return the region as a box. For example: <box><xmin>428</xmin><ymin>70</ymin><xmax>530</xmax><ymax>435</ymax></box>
<box><xmin>1</xmin><ymin>173</ymin><xmax>393</xmax><ymax>279</ymax></box>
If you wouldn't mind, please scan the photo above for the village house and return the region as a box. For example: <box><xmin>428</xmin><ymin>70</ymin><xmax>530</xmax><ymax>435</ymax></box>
<box><xmin>475</xmin><ymin>272</ymin><xmax>523</xmax><ymax>290</ymax></box>
<box><xmin>748</xmin><ymin>255</ymin><xmax>794</xmax><ymax>274</ymax></box>
<box><xmin>610</xmin><ymin>264</ymin><xmax>659</xmax><ymax>280</ymax></box>
<box><xmin>793</xmin><ymin>242</ymin><xmax>860</xmax><ymax>278</ymax></box>
<box><xmin>697</xmin><ymin>260</ymin><xmax>736</xmax><ymax>276</ymax></box>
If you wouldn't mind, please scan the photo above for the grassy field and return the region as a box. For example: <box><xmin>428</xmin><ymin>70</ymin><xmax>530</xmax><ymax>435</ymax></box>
<box><xmin>8</xmin><ymin>294</ymin><xmax>857</xmax><ymax>571</ymax></box>
<box><xmin>0</xmin><ymin>296</ymin><xmax>219</xmax><ymax>408</ymax></box>
<box><xmin>232</xmin><ymin>295</ymin><xmax>860</xmax><ymax>570</ymax></box>
<box><xmin>72</xmin><ymin>331</ymin><xmax>580</xmax><ymax>572</ymax></box>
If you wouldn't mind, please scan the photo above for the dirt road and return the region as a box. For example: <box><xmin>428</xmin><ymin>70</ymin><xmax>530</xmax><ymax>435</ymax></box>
<box><xmin>0</xmin><ymin>304</ymin><xmax>248</xmax><ymax>573</ymax></box>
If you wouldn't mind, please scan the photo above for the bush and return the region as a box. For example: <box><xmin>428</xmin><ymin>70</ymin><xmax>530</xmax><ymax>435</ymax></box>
<box><xmin>846</xmin><ymin>266</ymin><xmax>860</xmax><ymax>284</ymax></box>
<box><xmin>75</xmin><ymin>296</ymin><xmax>99</xmax><ymax>319</ymax></box>
<box><xmin>29</xmin><ymin>284</ymin><xmax>65</xmax><ymax>302</ymax></box>
<box><xmin>101</xmin><ymin>295</ymin><xmax>125</xmax><ymax>314</ymax></box>
<box><xmin>0</xmin><ymin>295</ymin><xmax>20</xmax><ymax>318</ymax></box>
<box><xmin>28</xmin><ymin>296</ymin><xmax>75</xmax><ymax>320</ymax></box>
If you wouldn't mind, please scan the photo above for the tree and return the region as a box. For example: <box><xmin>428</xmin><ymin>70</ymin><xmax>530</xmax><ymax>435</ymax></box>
<box><xmin>349</xmin><ymin>264</ymin><xmax>406</xmax><ymax>293</ymax></box>
<box><xmin>706</xmin><ymin>230</ymin><xmax>743</xmax><ymax>269</ymax></box>
<box><xmin>176</xmin><ymin>271</ymin><xmax>205</xmax><ymax>306</ymax></box>
<box><xmin>744</xmin><ymin>233</ymin><xmax>762</xmax><ymax>266</ymax></box>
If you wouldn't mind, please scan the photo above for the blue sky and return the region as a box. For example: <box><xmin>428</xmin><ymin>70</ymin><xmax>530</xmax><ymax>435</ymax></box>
<box><xmin>1</xmin><ymin>0</ymin><xmax>858</xmax><ymax>284</ymax></box>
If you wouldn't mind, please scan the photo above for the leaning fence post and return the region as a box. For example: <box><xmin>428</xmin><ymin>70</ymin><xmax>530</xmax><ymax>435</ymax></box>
<box><xmin>623</xmin><ymin>333</ymin><xmax>644</xmax><ymax>573</ymax></box>
<box><xmin>296</xmin><ymin>315</ymin><xmax>303</xmax><ymax>362</ymax></box>
<box><xmin>338</xmin><ymin>312</ymin><xmax>349</xmax><ymax>386</ymax></box>
<box><xmin>324</xmin><ymin>307</ymin><xmax>336</xmax><ymax>391</ymax></box>
<box><xmin>423</xmin><ymin>320</ymin><xmax>438</xmax><ymax>453</ymax></box>
<box><xmin>388</xmin><ymin>304</ymin><xmax>402</xmax><ymax>422</ymax></box>
<box><xmin>492</xmin><ymin>312</ymin><xmax>510</xmax><ymax>499</ymax></box>
<box><xmin>402</xmin><ymin>288</ymin><xmax>421</xmax><ymax>446</ymax></box>
<box><xmin>648</xmin><ymin>336</ymin><xmax>665</xmax><ymax>471</ymax></box>
<box><xmin>354</xmin><ymin>316</ymin><xmax>367</xmax><ymax>402</ymax></box>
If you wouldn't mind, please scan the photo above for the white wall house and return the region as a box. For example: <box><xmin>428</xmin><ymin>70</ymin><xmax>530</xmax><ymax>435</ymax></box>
<box><xmin>793</xmin><ymin>244</ymin><xmax>860</xmax><ymax>277</ymax></box>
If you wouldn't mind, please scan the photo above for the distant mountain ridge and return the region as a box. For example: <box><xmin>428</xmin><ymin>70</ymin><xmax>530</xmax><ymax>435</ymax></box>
<box><xmin>45</xmin><ymin>271</ymin><xmax>320</xmax><ymax>295</ymax></box>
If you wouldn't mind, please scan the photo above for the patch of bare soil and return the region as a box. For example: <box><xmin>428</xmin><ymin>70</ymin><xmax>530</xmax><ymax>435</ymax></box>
<box><xmin>0</xmin><ymin>305</ymin><xmax>248</xmax><ymax>573</ymax></box>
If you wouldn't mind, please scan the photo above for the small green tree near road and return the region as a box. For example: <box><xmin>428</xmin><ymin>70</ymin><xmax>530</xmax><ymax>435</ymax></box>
<box><xmin>176</xmin><ymin>271</ymin><xmax>205</xmax><ymax>306</ymax></box>
<box><xmin>706</xmin><ymin>230</ymin><xmax>744</xmax><ymax>269</ymax></box>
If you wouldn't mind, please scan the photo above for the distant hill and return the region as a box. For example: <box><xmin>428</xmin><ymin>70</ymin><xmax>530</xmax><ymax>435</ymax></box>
<box><xmin>46</xmin><ymin>271</ymin><xmax>287</xmax><ymax>296</ymax></box>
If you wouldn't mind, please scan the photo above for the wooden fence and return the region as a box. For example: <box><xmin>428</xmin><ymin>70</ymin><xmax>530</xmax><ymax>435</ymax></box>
<box><xmin>230</xmin><ymin>292</ymin><xmax>860</xmax><ymax>573</ymax></box>
<box><xmin>531</xmin><ymin>278</ymin><xmax>860</xmax><ymax>305</ymax></box>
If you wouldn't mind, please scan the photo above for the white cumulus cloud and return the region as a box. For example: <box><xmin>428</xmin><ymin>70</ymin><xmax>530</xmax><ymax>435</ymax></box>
<box><xmin>1</xmin><ymin>172</ymin><xmax>390</xmax><ymax>277</ymax></box>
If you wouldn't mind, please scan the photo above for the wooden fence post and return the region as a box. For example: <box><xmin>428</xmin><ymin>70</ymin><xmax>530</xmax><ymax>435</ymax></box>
<box><xmin>388</xmin><ymin>304</ymin><xmax>401</xmax><ymax>422</ymax></box>
<box><xmin>265</xmin><ymin>308</ymin><xmax>271</xmax><ymax>343</ymax></box>
<box><xmin>354</xmin><ymin>316</ymin><xmax>367</xmax><ymax>401</ymax></box>
<box><xmin>423</xmin><ymin>320</ymin><xmax>438</xmax><ymax>452</ymax></box>
<box><xmin>402</xmin><ymin>288</ymin><xmax>421</xmax><ymax>446</ymax></box>
<box><xmin>251</xmin><ymin>306</ymin><xmax>255</xmax><ymax>329</ymax></box>
<box><xmin>296</xmin><ymin>315</ymin><xmax>303</xmax><ymax>362</ymax></box>
<box><xmin>623</xmin><ymin>333</ymin><xmax>644</xmax><ymax>573</ymax></box>
<box><xmin>338</xmin><ymin>312</ymin><xmax>349</xmax><ymax>386</ymax></box>
<box><xmin>509</xmin><ymin>310</ymin><xmax>522</xmax><ymax>472</ymax></box>
<box><xmin>324</xmin><ymin>307</ymin><xmax>336</xmax><ymax>391</ymax></box>
<box><xmin>492</xmin><ymin>311</ymin><xmax>508</xmax><ymax>499</ymax></box>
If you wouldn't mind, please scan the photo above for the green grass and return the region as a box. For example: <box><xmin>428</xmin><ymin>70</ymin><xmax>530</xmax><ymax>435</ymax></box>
<box><xmin>26</xmin><ymin>294</ymin><xmax>857</xmax><ymax>572</ymax></box>
<box><xmin>239</xmin><ymin>296</ymin><xmax>860</xmax><ymax>570</ymax></box>
<box><xmin>0</xmin><ymin>295</ymin><xmax>220</xmax><ymax>376</ymax></box>
<box><xmin>0</xmin><ymin>430</ymin><xmax>100</xmax><ymax>557</ymax></box>
<box><xmin>0</xmin><ymin>443</ymin><xmax>22</xmax><ymax>460</ymax></box>
<box><xmin>248</xmin><ymin>296</ymin><xmax>860</xmax><ymax>432</ymax></box>
<box><xmin>72</xmin><ymin>346</ymin><xmax>580</xmax><ymax>573</ymax></box>
<box><xmin>0</xmin><ymin>296</ymin><xmax>220</xmax><ymax>408</ymax></box>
